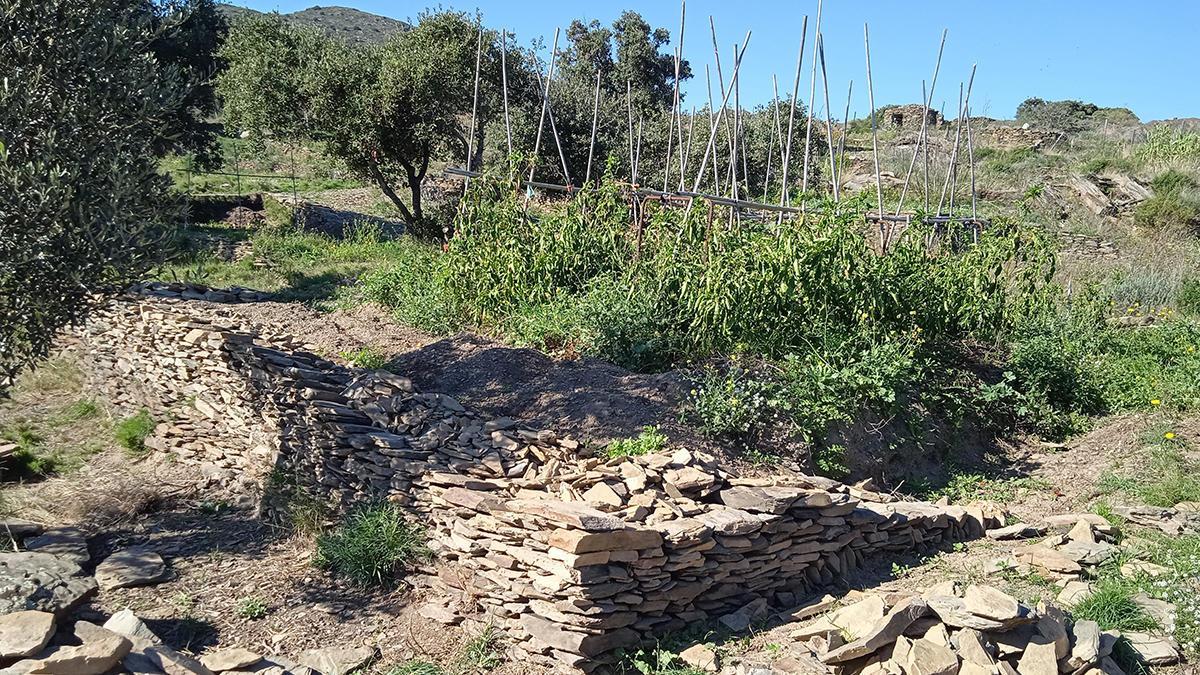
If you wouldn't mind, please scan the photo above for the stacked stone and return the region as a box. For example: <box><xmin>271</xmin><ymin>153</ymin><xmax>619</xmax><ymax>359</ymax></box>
<box><xmin>131</xmin><ymin>281</ymin><xmax>269</xmax><ymax>303</ymax></box>
<box><xmin>422</xmin><ymin>476</ymin><xmax>1002</xmax><ymax>670</ymax></box>
<box><xmin>78</xmin><ymin>294</ymin><xmax>1004</xmax><ymax>671</ymax></box>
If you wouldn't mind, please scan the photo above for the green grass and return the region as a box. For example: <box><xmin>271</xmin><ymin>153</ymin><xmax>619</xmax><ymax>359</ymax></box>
<box><xmin>383</xmin><ymin>627</ymin><xmax>504</xmax><ymax>674</ymax></box>
<box><xmin>340</xmin><ymin>346</ymin><xmax>388</xmax><ymax>370</ymax></box>
<box><xmin>606</xmin><ymin>426</ymin><xmax>668</xmax><ymax>458</ymax></box>
<box><xmin>1</xmin><ymin>355</ymin><xmax>113</xmax><ymax>481</ymax></box>
<box><xmin>1070</xmin><ymin>579</ymin><xmax>1159</xmax><ymax>632</ymax></box>
<box><xmin>159</xmin><ymin>221</ymin><xmax>431</xmax><ymax>310</ymax></box>
<box><xmin>315</xmin><ymin>502</ymin><xmax>430</xmax><ymax>587</ymax></box>
<box><xmin>923</xmin><ymin>473</ymin><xmax>1052</xmax><ymax>504</ymax></box>
<box><xmin>1099</xmin><ymin>422</ymin><xmax>1200</xmax><ymax>507</ymax></box>
<box><xmin>114</xmin><ymin>409</ymin><xmax>155</xmax><ymax>459</ymax></box>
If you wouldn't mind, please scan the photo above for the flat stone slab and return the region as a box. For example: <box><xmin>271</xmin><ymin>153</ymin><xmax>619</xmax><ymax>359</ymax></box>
<box><xmin>9</xmin><ymin>621</ymin><xmax>131</xmax><ymax>675</ymax></box>
<box><xmin>23</xmin><ymin>526</ymin><xmax>89</xmax><ymax>564</ymax></box>
<box><xmin>200</xmin><ymin>647</ymin><xmax>263</xmax><ymax>672</ymax></box>
<box><xmin>296</xmin><ymin>647</ymin><xmax>376</xmax><ymax>675</ymax></box>
<box><xmin>95</xmin><ymin>547</ymin><xmax>168</xmax><ymax>590</ymax></box>
<box><xmin>0</xmin><ymin>610</ymin><xmax>56</xmax><ymax>660</ymax></box>
<box><xmin>0</xmin><ymin>551</ymin><xmax>97</xmax><ymax>617</ymax></box>
<box><xmin>0</xmin><ymin>519</ymin><xmax>45</xmax><ymax>539</ymax></box>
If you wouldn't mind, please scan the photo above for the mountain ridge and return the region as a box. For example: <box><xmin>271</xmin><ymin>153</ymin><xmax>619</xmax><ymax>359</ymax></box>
<box><xmin>217</xmin><ymin>4</ymin><xmax>409</xmax><ymax>45</ymax></box>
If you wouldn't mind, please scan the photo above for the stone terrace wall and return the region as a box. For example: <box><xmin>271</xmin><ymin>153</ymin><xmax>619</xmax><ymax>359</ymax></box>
<box><xmin>78</xmin><ymin>292</ymin><xmax>1003</xmax><ymax>672</ymax></box>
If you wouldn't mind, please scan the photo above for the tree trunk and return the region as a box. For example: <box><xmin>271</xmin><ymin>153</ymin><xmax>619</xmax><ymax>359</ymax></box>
<box><xmin>365</xmin><ymin>154</ymin><xmax>414</xmax><ymax>224</ymax></box>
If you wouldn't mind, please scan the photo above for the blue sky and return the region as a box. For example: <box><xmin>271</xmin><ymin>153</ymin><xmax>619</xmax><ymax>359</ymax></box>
<box><xmin>229</xmin><ymin>0</ymin><xmax>1199</xmax><ymax>122</ymax></box>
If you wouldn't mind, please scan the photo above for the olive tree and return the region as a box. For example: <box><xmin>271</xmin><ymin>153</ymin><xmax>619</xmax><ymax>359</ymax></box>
<box><xmin>220</xmin><ymin>11</ymin><xmax>535</xmax><ymax>237</ymax></box>
<box><xmin>0</xmin><ymin>0</ymin><xmax>222</xmax><ymax>390</ymax></box>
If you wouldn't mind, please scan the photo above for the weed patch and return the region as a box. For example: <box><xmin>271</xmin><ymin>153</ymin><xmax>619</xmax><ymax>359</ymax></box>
<box><xmin>606</xmin><ymin>426</ymin><xmax>668</xmax><ymax>458</ymax></box>
<box><xmin>1070</xmin><ymin>579</ymin><xmax>1159</xmax><ymax>631</ymax></box>
<box><xmin>114</xmin><ymin>409</ymin><xmax>155</xmax><ymax>458</ymax></box>
<box><xmin>316</xmin><ymin>502</ymin><xmax>430</xmax><ymax>587</ymax></box>
<box><xmin>235</xmin><ymin>596</ymin><xmax>268</xmax><ymax>620</ymax></box>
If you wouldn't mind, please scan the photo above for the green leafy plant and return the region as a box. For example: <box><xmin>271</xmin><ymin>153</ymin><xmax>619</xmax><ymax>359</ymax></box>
<box><xmin>606</xmin><ymin>426</ymin><xmax>668</xmax><ymax>458</ymax></box>
<box><xmin>340</xmin><ymin>347</ymin><xmax>388</xmax><ymax>370</ymax></box>
<box><xmin>114</xmin><ymin>410</ymin><xmax>156</xmax><ymax>458</ymax></box>
<box><xmin>235</xmin><ymin>596</ymin><xmax>268</xmax><ymax>620</ymax></box>
<box><xmin>316</xmin><ymin>502</ymin><xmax>430</xmax><ymax>587</ymax></box>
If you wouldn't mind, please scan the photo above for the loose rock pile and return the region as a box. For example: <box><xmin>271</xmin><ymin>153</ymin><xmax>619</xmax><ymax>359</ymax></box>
<box><xmin>741</xmin><ymin>578</ymin><xmax>1181</xmax><ymax>675</ymax></box>
<box><xmin>75</xmin><ymin>294</ymin><xmax>1007</xmax><ymax>670</ymax></box>
<box><xmin>0</xmin><ymin>520</ymin><xmax>379</xmax><ymax>675</ymax></box>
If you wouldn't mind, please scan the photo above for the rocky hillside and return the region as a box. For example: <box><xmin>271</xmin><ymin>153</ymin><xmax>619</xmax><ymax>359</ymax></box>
<box><xmin>217</xmin><ymin>4</ymin><xmax>409</xmax><ymax>45</ymax></box>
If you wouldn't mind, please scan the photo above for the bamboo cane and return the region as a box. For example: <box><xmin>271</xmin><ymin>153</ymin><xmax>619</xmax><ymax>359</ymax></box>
<box><xmin>585</xmin><ymin>69</ymin><xmax>602</xmax><ymax>185</ymax></box>
<box><xmin>500</xmin><ymin>29</ymin><xmax>513</xmax><ymax>157</ymax></box>
<box><xmin>529</xmin><ymin>28</ymin><xmax>560</xmax><ymax>183</ymax></box>
<box><xmin>780</xmin><ymin>16</ymin><xmax>808</xmax><ymax>208</ymax></box>
<box><xmin>938</xmin><ymin>64</ymin><xmax>975</xmax><ymax>214</ymax></box>
<box><xmin>817</xmin><ymin>33</ymin><xmax>838</xmax><ymax>201</ymax></box>
<box><xmin>895</xmin><ymin>29</ymin><xmax>946</xmax><ymax>215</ymax></box>
<box><xmin>801</xmin><ymin>0</ymin><xmax>823</xmax><ymax>200</ymax></box>
<box><xmin>837</xmin><ymin>80</ymin><xmax>852</xmax><ymax>187</ymax></box>
<box><xmin>466</xmin><ymin>26</ymin><xmax>483</xmax><ymax>185</ymax></box>
<box><xmin>864</xmin><ymin>23</ymin><xmax>883</xmax><ymax>221</ymax></box>
<box><xmin>690</xmin><ymin>32</ymin><xmax>751</xmax><ymax>195</ymax></box>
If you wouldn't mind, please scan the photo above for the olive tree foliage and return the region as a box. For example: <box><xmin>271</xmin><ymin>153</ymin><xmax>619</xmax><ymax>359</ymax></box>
<box><xmin>0</xmin><ymin>0</ymin><xmax>222</xmax><ymax>390</ymax></box>
<box><xmin>219</xmin><ymin>11</ymin><xmax>537</xmax><ymax>237</ymax></box>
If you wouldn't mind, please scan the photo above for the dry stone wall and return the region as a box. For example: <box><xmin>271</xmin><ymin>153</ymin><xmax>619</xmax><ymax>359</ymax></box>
<box><xmin>77</xmin><ymin>291</ymin><xmax>1003</xmax><ymax>672</ymax></box>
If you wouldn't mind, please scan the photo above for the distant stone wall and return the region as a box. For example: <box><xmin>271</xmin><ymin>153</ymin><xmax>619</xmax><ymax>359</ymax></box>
<box><xmin>77</xmin><ymin>292</ymin><xmax>1003</xmax><ymax>672</ymax></box>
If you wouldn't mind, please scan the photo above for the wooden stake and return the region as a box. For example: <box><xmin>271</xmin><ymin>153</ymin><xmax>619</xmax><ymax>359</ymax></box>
<box><xmin>627</xmin><ymin>79</ymin><xmax>636</xmax><ymax>183</ymax></box>
<box><xmin>585</xmin><ymin>69</ymin><xmax>601</xmax><ymax>185</ymax></box>
<box><xmin>896</xmin><ymin>29</ymin><xmax>946</xmax><ymax>215</ymax></box>
<box><xmin>801</xmin><ymin>0</ymin><xmax>823</xmax><ymax>200</ymax></box>
<box><xmin>939</xmin><ymin>83</ymin><xmax>964</xmax><ymax>214</ymax></box>
<box><xmin>680</xmin><ymin>106</ymin><xmax>696</xmax><ymax>190</ymax></box>
<box><xmin>780</xmin><ymin>16</ymin><xmax>808</xmax><ymax>208</ymax></box>
<box><xmin>500</xmin><ymin>29</ymin><xmax>513</xmax><ymax>157</ymax></box>
<box><xmin>466</xmin><ymin>26</ymin><xmax>483</xmax><ymax>183</ymax></box>
<box><xmin>837</xmin><ymin>80</ymin><xmax>852</xmax><ymax>186</ymax></box>
<box><xmin>530</xmin><ymin>28</ymin><xmax>560</xmax><ymax>183</ymax></box>
<box><xmin>704</xmin><ymin>65</ymin><xmax>722</xmax><ymax>193</ymax></box>
<box><xmin>864</xmin><ymin>23</ymin><xmax>883</xmax><ymax>221</ymax></box>
<box><xmin>691</xmin><ymin>32</ymin><xmax>751</xmax><ymax>194</ymax></box>
<box><xmin>817</xmin><ymin>33</ymin><xmax>838</xmax><ymax>201</ymax></box>
<box><xmin>938</xmin><ymin>64</ymin><xmax>975</xmax><ymax>215</ymax></box>
<box><xmin>966</xmin><ymin>102</ymin><xmax>978</xmax><ymax>219</ymax></box>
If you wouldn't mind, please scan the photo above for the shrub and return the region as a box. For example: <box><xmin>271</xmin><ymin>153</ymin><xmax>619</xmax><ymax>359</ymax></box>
<box><xmin>688</xmin><ymin>367</ymin><xmax>778</xmax><ymax>441</ymax></box>
<box><xmin>606</xmin><ymin>426</ymin><xmax>668</xmax><ymax>458</ymax></box>
<box><xmin>316</xmin><ymin>502</ymin><xmax>429</xmax><ymax>587</ymax></box>
<box><xmin>1179</xmin><ymin>278</ymin><xmax>1200</xmax><ymax>316</ymax></box>
<box><xmin>1135</xmin><ymin>190</ymin><xmax>1200</xmax><ymax>231</ymax></box>
<box><xmin>115</xmin><ymin>410</ymin><xmax>156</xmax><ymax>458</ymax></box>
<box><xmin>1</xmin><ymin>0</ymin><xmax>220</xmax><ymax>388</ymax></box>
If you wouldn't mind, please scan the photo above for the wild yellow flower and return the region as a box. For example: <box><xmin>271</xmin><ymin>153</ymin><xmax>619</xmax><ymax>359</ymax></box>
<box><xmin>1165</xmin><ymin>432</ymin><xmax>1176</xmax><ymax>440</ymax></box>
<box><xmin>1151</xmin><ymin>399</ymin><xmax>1162</xmax><ymax>406</ymax></box>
